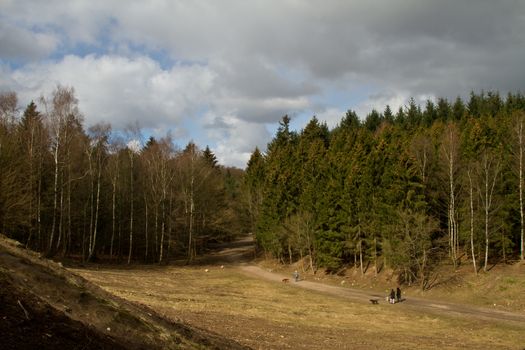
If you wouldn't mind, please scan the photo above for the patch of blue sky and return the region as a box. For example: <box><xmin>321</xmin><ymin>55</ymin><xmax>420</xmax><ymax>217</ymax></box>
<box><xmin>312</xmin><ymin>83</ymin><xmax>377</xmax><ymax>119</ymax></box>
<box><xmin>313</xmin><ymin>86</ymin><xmax>365</xmax><ymax>114</ymax></box>
<box><xmin>0</xmin><ymin>59</ymin><xmax>23</xmax><ymax>70</ymax></box>
<box><xmin>118</xmin><ymin>42</ymin><xmax>176</xmax><ymax>70</ymax></box>
<box><xmin>178</xmin><ymin>116</ymin><xmax>209</xmax><ymax>149</ymax></box>
<box><xmin>48</xmin><ymin>41</ymin><xmax>103</xmax><ymax>62</ymax></box>
<box><xmin>288</xmin><ymin>110</ymin><xmax>312</xmax><ymax>132</ymax></box>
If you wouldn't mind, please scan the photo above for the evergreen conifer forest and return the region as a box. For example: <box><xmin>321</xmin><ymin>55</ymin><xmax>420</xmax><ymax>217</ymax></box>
<box><xmin>2</xmin><ymin>88</ymin><xmax>525</xmax><ymax>289</ymax></box>
<box><xmin>245</xmin><ymin>91</ymin><xmax>525</xmax><ymax>288</ymax></box>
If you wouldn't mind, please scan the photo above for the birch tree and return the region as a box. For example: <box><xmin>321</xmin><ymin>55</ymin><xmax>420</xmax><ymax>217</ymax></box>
<box><xmin>107</xmin><ymin>136</ymin><xmax>124</xmax><ymax>260</ymax></box>
<box><xmin>126</xmin><ymin>137</ymin><xmax>141</xmax><ymax>264</ymax></box>
<box><xmin>177</xmin><ymin>142</ymin><xmax>213</xmax><ymax>261</ymax></box>
<box><xmin>477</xmin><ymin>150</ymin><xmax>501</xmax><ymax>271</ymax></box>
<box><xmin>142</xmin><ymin>136</ymin><xmax>176</xmax><ymax>263</ymax></box>
<box><xmin>40</xmin><ymin>86</ymin><xmax>81</xmax><ymax>256</ymax></box>
<box><xmin>86</xmin><ymin>123</ymin><xmax>110</xmax><ymax>261</ymax></box>
<box><xmin>466</xmin><ymin>168</ymin><xmax>478</xmax><ymax>274</ymax></box>
<box><xmin>440</xmin><ymin>122</ymin><xmax>461</xmax><ymax>267</ymax></box>
<box><xmin>511</xmin><ymin>111</ymin><xmax>525</xmax><ymax>261</ymax></box>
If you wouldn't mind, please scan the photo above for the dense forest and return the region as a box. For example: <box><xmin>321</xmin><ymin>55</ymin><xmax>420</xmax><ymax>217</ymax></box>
<box><xmin>245</xmin><ymin>91</ymin><xmax>525</xmax><ymax>288</ymax></box>
<box><xmin>2</xmin><ymin>86</ymin><xmax>525</xmax><ymax>288</ymax></box>
<box><xmin>0</xmin><ymin>86</ymin><xmax>249</xmax><ymax>263</ymax></box>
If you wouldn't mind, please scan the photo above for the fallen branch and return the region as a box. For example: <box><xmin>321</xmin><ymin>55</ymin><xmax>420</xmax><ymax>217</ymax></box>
<box><xmin>17</xmin><ymin>300</ymin><xmax>30</xmax><ymax>320</ymax></box>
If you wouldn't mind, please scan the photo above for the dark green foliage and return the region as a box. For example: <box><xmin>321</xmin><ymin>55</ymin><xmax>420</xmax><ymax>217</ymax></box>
<box><xmin>249</xmin><ymin>91</ymin><xmax>525</xmax><ymax>285</ymax></box>
<box><xmin>203</xmin><ymin>145</ymin><xmax>219</xmax><ymax>168</ymax></box>
<box><xmin>364</xmin><ymin>109</ymin><xmax>382</xmax><ymax>132</ymax></box>
<box><xmin>3</xmin><ymin>87</ymin><xmax>525</xmax><ymax>281</ymax></box>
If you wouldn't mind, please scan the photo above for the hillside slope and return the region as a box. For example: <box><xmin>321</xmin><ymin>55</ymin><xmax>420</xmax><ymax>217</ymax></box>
<box><xmin>0</xmin><ymin>235</ymin><xmax>248</xmax><ymax>350</ymax></box>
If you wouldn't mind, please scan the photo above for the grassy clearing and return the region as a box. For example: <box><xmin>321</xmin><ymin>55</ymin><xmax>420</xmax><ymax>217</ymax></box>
<box><xmin>261</xmin><ymin>258</ymin><xmax>525</xmax><ymax>314</ymax></box>
<box><xmin>74</xmin><ymin>265</ymin><xmax>524</xmax><ymax>350</ymax></box>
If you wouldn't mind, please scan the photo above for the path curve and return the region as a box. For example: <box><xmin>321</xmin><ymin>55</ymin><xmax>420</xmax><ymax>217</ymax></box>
<box><xmin>206</xmin><ymin>235</ymin><xmax>525</xmax><ymax>324</ymax></box>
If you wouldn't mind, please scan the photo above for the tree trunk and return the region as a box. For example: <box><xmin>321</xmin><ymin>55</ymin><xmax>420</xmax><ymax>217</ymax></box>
<box><xmin>128</xmin><ymin>152</ymin><xmax>134</xmax><ymax>264</ymax></box>
<box><xmin>373</xmin><ymin>236</ymin><xmax>378</xmax><ymax>277</ymax></box>
<box><xmin>442</xmin><ymin>124</ymin><xmax>460</xmax><ymax>268</ymax></box>
<box><xmin>65</xmin><ymin>163</ymin><xmax>72</xmax><ymax>256</ymax></box>
<box><xmin>25</xmin><ymin>125</ymin><xmax>35</xmax><ymax>248</ymax></box>
<box><xmin>187</xmin><ymin>174</ymin><xmax>195</xmax><ymax>261</ymax></box>
<box><xmin>110</xmin><ymin>179</ymin><xmax>117</xmax><ymax>260</ymax></box>
<box><xmin>467</xmin><ymin>170</ymin><xmax>477</xmax><ymax>275</ymax></box>
<box><xmin>449</xmin><ymin>153</ymin><xmax>458</xmax><ymax>267</ymax></box>
<box><xmin>159</xmin><ymin>219</ymin><xmax>165</xmax><ymax>263</ymax></box>
<box><xmin>56</xmin><ymin>172</ymin><xmax>65</xmax><ymax>252</ymax></box>
<box><xmin>144</xmin><ymin>193</ymin><xmax>148</xmax><ymax>261</ymax></box>
<box><xmin>484</xmin><ymin>171</ymin><xmax>489</xmax><ymax>272</ymax></box>
<box><xmin>154</xmin><ymin>206</ymin><xmax>159</xmax><ymax>259</ymax></box>
<box><xmin>49</xmin><ymin>141</ymin><xmax>60</xmax><ymax>254</ymax></box>
<box><xmin>359</xmin><ymin>239</ymin><xmax>364</xmax><ymax>276</ymax></box>
<box><xmin>518</xmin><ymin>117</ymin><xmax>524</xmax><ymax>261</ymax></box>
<box><xmin>480</xmin><ymin>153</ymin><xmax>500</xmax><ymax>272</ymax></box>
<box><xmin>89</xmin><ymin>163</ymin><xmax>101</xmax><ymax>260</ymax></box>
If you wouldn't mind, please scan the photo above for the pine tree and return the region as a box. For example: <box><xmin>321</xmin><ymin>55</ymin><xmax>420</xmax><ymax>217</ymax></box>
<box><xmin>203</xmin><ymin>145</ymin><xmax>219</xmax><ymax>169</ymax></box>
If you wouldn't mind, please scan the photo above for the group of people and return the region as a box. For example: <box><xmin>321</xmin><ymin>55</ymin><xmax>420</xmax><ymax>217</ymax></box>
<box><xmin>290</xmin><ymin>270</ymin><xmax>402</xmax><ymax>305</ymax></box>
<box><xmin>388</xmin><ymin>287</ymin><xmax>402</xmax><ymax>304</ymax></box>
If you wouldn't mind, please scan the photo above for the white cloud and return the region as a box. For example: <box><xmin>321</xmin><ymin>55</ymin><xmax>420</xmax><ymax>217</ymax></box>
<box><xmin>203</xmin><ymin>113</ymin><xmax>271</xmax><ymax>168</ymax></box>
<box><xmin>2</xmin><ymin>0</ymin><xmax>525</xmax><ymax>167</ymax></box>
<box><xmin>316</xmin><ymin>108</ymin><xmax>346</xmax><ymax>129</ymax></box>
<box><xmin>4</xmin><ymin>54</ymin><xmax>215</xmax><ymax>130</ymax></box>
<box><xmin>354</xmin><ymin>92</ymin><xmax>409</xmax><ymax>119</ymax></box>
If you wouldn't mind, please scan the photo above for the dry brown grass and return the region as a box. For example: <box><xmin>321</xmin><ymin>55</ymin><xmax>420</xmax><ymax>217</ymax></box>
<box><xmin>263</xmin><ymin>257</ymin><xmax>525</xmax><ymax>313</ymax></box>
<box><xmin>74</xmin><ymin>265</ymin><xmax>525</xmax><ymax>350</ymax></box>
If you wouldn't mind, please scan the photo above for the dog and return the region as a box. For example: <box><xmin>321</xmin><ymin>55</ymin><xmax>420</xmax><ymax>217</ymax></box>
<box><xmin>282</xmin><ymin>278</ymin><xmax>290</xmax><ymax>283</ymax></box>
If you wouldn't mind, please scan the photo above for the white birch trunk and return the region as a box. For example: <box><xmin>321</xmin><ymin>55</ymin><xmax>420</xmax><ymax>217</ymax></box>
<box><xmin>128</xmin><ymin>151</ymin><xmax>134</xmax><ymax>264</ymax></box>
<box><xmin>518</xmin><ymin>118</ymin><xmax>524</xmax><ymax>261</ymax></box>
<box><xmin>467</xmin><ymin>170</ymin><xmax>477</xmax><ymax>275</ymax></box>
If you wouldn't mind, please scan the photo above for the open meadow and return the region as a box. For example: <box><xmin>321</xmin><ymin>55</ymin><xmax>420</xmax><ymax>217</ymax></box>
<box><xmin>73</xmin><ymin>264</ymin><xmax>525</xmax><ymax>350</ymax></box>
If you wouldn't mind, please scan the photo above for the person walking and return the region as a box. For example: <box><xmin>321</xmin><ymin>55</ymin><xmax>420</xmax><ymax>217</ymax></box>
<box><xmin>396</xmin><ymin>287</ymin><xmax>402</xmax><ymax>303</ymax></box>
<box><xmin>293</xmin><ymin>270</ymin><xmax>299</xmax><ymax>282</ymax></box>
<box><xmin>389</xmin><ymin>289</ymin><xmax>396</xmax><ymax>304</ymax></box>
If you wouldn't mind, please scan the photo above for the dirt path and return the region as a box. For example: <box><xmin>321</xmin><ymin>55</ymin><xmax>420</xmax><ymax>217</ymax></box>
<box><xmin>238</xmin><ymin>265</ymin><xmax>525</xmax><ymax>324</ymax></box>
<box><xmin>211</xmin><ymin>235</ymin><xmax>525</xmax><ymax>324</ymax></box>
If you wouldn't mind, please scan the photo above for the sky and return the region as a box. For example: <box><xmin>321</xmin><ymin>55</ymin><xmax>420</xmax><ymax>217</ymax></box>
<box><xmin>1</xmin><ymin>1</ymin><xmax>524</xmax><ymax>168</ymax></box>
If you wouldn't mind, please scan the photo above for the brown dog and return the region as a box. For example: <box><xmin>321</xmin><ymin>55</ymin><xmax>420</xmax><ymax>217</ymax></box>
<box><xmin>282</xmin><ymin>278</ymin><xmax>290</xmax><ymax>283</ymax></box>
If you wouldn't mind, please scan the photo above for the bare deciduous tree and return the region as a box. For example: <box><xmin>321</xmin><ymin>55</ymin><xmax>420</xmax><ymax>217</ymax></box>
<box><xmin>40</xmin><ymin>86</ymin><xmax>82</xmax><ymax>256</ymax></box>
<box><xmin>86</xmin><ymin>123</ymin><xmax>110</xmax><ymax>261</ymax></box>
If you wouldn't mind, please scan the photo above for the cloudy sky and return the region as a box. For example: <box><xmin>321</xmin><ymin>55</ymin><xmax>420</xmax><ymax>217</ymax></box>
<box><xmin>1</xmin><ymin>1</ymin><xmax>524</xmax><ymax>168</ymax></box>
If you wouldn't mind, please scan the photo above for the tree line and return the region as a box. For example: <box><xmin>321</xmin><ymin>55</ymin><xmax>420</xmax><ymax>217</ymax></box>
<box><xmin>245</xmin><ymin>91</ymin><xmax>525</xmax><ymax>288</ymax></box>
<box><xmin>0</xmin><ymin>86</ymin><xmax>249</xmax><ymax>263</ymax></box>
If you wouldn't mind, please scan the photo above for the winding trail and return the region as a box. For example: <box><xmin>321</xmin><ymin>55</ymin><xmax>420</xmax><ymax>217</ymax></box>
<box><xmin>203</xmin><ymin>235</ymin><xmax>525</xmax><ymax>324</ymax></box>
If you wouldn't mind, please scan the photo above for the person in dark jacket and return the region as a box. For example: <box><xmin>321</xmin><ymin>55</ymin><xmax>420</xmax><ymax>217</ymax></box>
<box><xmin>389</xmin><ymin>289</ymin><xmax>396</xmax><ymax>304</ymax></box>
<box><xmin>396</xmin><ymin>287</ymin><xmax>402</xmax><ymax>302</ymax></box>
